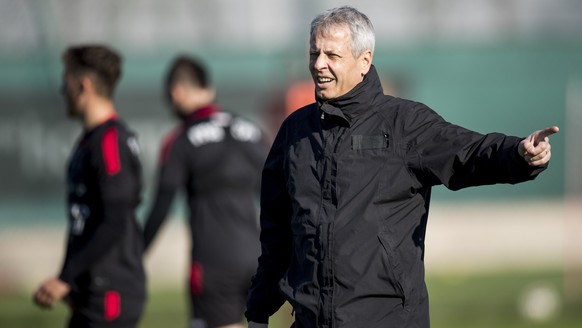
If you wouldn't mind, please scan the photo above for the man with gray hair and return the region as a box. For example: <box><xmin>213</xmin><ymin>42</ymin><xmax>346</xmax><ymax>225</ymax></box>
<box><xmin>246</xmin><ymin>6</ymin><xmax>557</xmax><ymax>328</ymax></box>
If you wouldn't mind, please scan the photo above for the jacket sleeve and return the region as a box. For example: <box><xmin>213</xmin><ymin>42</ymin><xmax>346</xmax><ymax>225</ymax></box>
<box><xmin>60</xmin><ymin>127</ymin><xmax>139</xmax><ymax>283</ymax></box>
<box><xmin>404</xmin><ymin>103</ymin><xmax>546</xmax><ymax>190</ymax></box>
<box><xmin>143</xmin><ymin>132</ymin><xmax>186</xmax><ymax>251</ymax></box>
<box><xmin>245</xmin><ymin>121</ymin><xmax>293</xmax><ymax>324</ymax></box>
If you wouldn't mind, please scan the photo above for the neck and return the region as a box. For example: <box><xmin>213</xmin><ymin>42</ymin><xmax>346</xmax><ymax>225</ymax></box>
<box><xmin>82</xmin><ymin>98</ymin><xmax>117</xmax><ymax>130</ymax></box>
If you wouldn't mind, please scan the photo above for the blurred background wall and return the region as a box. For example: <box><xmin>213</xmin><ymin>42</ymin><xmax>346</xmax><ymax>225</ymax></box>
<box><xmin>1</xmin><ymin>0</ymin><xmax>581</xmax><ymax>211</ymax></box>
<box><xmin>0</xmin><ymin>0</ymin><xmax>581</xmax><ymax>286</ymax></box>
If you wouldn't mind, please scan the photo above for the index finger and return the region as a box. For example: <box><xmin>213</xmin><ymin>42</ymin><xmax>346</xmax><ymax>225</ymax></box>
<box><xmin>538</xmin><ymin>126</ymin><xmax>559</xmax><ymax>139</ymax></box>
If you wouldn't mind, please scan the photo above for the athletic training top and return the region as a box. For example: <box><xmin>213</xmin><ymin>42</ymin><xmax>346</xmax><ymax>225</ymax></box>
<box><xmin>59</xmin><ymin>116</ymin><xmax>145</xmax><ymax>299</ymax></box>
<box><xmin>143</xmin><ymin>104</ymin><xmax>266</xmax><ymax>269</ymax></box>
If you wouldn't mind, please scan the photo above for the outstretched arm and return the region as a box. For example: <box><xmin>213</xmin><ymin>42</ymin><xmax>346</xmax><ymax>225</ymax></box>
<box><xmin>518</xmin><ymin>126</ymin><xmax>559</xmax><ymax>167</ymax></box>
<box><xmin>403</xmin><ymin>104</ymin><xmax>556</xmax><ymax>189</ymax></box>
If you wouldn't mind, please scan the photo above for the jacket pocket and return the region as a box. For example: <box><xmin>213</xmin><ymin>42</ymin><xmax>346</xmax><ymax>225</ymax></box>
<box><xmin>350</xmin><ymin>135</ymin><xmax>418</xmax><ymax>202</ymax></box>
<box><xmin>377</xmin><ymin>232</ymin><xmax>408</xmax><ymax>304</ymax></box>
<box><xmin>351</xmin><ymin>135</ymin><xmax>388</xmax><ymax>150</ymax></box>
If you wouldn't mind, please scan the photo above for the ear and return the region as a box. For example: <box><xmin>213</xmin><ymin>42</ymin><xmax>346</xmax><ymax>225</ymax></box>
<box><xmin>79</xmin><ymin>76</ymin><xmax>94</xmax><ymax>94</ymax></box>
<box><xmin>359</xmin><ymin>49</ymin><xmax>373</xmax><ymax>76</ymax></box>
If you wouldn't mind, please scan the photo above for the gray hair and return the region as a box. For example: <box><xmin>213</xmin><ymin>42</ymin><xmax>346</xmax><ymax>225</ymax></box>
<box><xmin>310</xmin><ymin>6</ymin><xmax>375</xmax><ymax>58</ymax></box>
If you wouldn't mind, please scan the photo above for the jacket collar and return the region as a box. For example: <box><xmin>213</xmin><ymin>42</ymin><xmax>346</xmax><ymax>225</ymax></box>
<box><xmin>185</xmin><ymin>104</ymin><xmax>220</xmax><ymax>121</ymax></box>
<box><xmin>317</xmin><ymin>65</ymin><xmax>384</xmax><ymax>125</ymax></box>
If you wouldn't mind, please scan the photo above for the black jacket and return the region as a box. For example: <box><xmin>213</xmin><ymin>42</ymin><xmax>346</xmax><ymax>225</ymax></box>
<box><xmin>246</xmin><ymin>66</ymin><xmax>545</xmax><ymax>327</ymax></box>
<box><xmin>60</xmin><ymin>117</ymin><xmax>145</xmax><ymax>300</ymax></box>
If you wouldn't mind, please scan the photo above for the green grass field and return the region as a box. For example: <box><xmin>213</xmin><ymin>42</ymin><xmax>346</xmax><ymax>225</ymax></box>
<box><xmin>2</xmin><ymin>269</ymin><xmax>580</xmax><ymax>328</ymax></box>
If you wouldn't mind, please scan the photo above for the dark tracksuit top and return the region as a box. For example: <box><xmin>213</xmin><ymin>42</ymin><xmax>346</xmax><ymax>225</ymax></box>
<box><xmin>143</xmin><ymin>104</ymin><xmax>266</xmax><ymax>271</ymax></box>
<box><xmin>60</xmin><ymin>117</ymin><xmax>145</xmax><ymax>307</ymax></box>
<box><xmin>245</xmin><ymin>66</ymin><xmax>547</xmax><ymax>328</ymax></box>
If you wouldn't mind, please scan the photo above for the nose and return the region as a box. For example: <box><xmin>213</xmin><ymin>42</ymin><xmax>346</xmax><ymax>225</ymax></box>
<box><xmin>311</xmin><ymin>53</ymin><xmax>327</xmax><ymax>71</ymax></box>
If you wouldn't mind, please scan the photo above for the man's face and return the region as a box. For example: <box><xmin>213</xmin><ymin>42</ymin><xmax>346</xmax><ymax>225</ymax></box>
<box><xmin>61</xmin><ymin>71</ymin><xmax>83</xmax><ymax>118</ymax></box>
<box><xmin>309</xmin><ymin>24</ymin><xmax>369</xmax><ymax>100</ymax></box>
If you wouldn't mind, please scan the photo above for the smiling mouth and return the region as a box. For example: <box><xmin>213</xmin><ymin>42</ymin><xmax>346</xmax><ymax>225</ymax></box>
<box><xmin>317</xmin><ymin>77</ymin><xmax>333</xmax><ymax>84</ymax></box>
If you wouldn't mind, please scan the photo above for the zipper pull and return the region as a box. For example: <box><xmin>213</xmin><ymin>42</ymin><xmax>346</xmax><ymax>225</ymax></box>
<box><xmin>321</xmin><ymin>112</ymin><xmax>325</xmax><ymax>120</ymax></box>
<box><xmin>384</xmin><ymin>133</ymin><xmax>390</xmax><ymax>148</ymax></box>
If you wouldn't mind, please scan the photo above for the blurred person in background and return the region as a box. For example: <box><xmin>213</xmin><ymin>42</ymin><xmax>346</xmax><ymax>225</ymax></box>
<box><xmin>245</xmin><ymin>6</ymin><xmax>559</xmax><ymax>328</ymax></box>
<box><xmin>142</xmin><ymin>55</ymin><xmax>266</xmax><ymax>328</ymax></box>
<box><xmin>33</xmin><ymin>44</ymin><xmax>146</xmax><ymax>327</ymax></box>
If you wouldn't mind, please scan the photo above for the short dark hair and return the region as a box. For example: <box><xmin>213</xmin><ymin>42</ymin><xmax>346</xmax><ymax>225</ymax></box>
<box><xmin>62</xmin><ymin>45</ymin><xmax>122</xmax><ymax>98</ymax></box>
<box><xmin>165</xmin><ymin>55</ymin><xmax>210</xmax><ymax>103</ymax></box>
